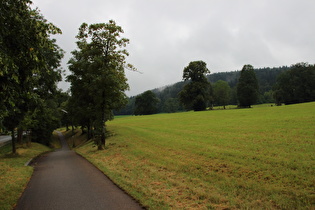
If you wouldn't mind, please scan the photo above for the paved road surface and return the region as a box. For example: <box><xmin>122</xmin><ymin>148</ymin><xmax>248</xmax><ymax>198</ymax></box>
<box><xmin>16</xmin><ymin>132</ymin><xmax>143</xmax><ymax>210</ymax></box>
<box><xmin>0</xmin><ymin>135</ymin><xmax>11</xmax><ymax>147</ymax></box>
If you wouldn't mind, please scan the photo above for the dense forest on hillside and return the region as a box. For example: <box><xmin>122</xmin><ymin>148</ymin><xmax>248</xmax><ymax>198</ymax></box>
<box><xmin>115</xmin><ymin>66</ymin><xmax>290</xmax><ymax>115</ymax></box>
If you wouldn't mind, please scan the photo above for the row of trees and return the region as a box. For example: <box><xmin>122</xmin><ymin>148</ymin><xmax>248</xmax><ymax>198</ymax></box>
<box><xmin>2</xmin><ymin>0</ymin><xmax>137</xmax><ymax>151</ymax></box>
<box><xmin>132</xmin><ymin>61</ymin><xmax>259</xmax><ymax>114</ymax></box>
<box><xmin>118</xmin><ymin>62</ymin><xmax>314</xmax><ymax>115</ymax></box>
<box><xmin>1</xmin><ymin>16</ymin><xmax>134</xmax><ymax>151</ymax></box>
<box><xmin>115</xmin><ymin>66</ymin><xmax>287</xmax><ymax>115</ymax></box>
<box><xmin>0</xmin><ymin>0</ymin><xmax>65</xmax><ymax>153</ymax></box>
<box><xmin>1</xmin><ymin>12</ymin><xmax>135</xmax><ymax>151</ymax></box>
<box><xmin>179</xmin><ymin>62</ymin><xmax>259</xmax><ymax>110</ymax></box>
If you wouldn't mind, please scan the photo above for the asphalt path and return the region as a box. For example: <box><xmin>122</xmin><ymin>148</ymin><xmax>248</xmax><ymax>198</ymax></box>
<box><xmin>0</xmin><ymin>135</ymin><xmax>11</xmax><ymax>147</ymax></box>
<box><xmin>16</xmin><ymin>131</ymin><xmax>143</xmax><ymax>210</ymax></box>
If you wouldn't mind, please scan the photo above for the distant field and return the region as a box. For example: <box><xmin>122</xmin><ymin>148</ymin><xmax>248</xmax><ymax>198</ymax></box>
<box><xmin>77</xmin><ymin>102</ymin><xmax>315</xmax><ymax>209</ymax></box>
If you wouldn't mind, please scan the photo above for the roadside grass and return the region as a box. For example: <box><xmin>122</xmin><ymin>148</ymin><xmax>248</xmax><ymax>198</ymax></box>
<box><xmin>61</xmin><ymin>129</ymin><xmax>88</xmax><ymax>148</ymax></box>
<box><xmin>76</xmin><ymin>102</ymin><xmax>315</xmax><ymax>209</ymax></box>
<box><xmin>0</xmin><ymin>142</ymin><xmax>51</xmax><ymax>209</ymax></box>
<box><xmin>51</xmin><ymin>131</ymin><xmax>62</xmax><ymax>149</ymax></box>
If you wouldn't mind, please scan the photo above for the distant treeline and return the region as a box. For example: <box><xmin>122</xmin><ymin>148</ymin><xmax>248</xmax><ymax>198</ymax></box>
<box><xmin>115</xmin><ymin>66</ymin><xmax>290</xmax><ymax>115</ymax></box>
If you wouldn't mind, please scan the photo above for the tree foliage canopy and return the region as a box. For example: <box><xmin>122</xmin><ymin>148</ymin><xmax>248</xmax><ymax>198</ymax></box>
<box><xmin>179</xmin><ymin>61</ymin><xmax>212</xmax><ymax>111</ymax></box>
<box><xmin>237</xmin><ymin>64</ymin><xmax>259</xmax><ymax>108</ymax></box>
<box><xmin>273</xmin><ymin>62</ymin><xmax>315</xmax><ymax>105</ymax></box>
<box><xmin>0</xmin><ymin>0</ymin><xmax>62</xmax><ymax>109</ymax></box>
<box><xmin>134</xmin><ymin>91</ymin><xmax>159</xmax><ymax>115</ymax></box>
<box><xmin>182</xmin><ymin>60</ymin><xmax>210</xmax><ymax>82</ymax></box>
<box><xmin>67</xmin><ymin>20</ymin><xmax>133</xmax><ymax>149</ymax></box>
<box><xmin>0</xmin><ymin>0</ymin><xmax>64</xmax><ymax>152</ymax></box>
<box><xmin>213</xmin><ymin>80</ymin><xmax>231</xmax><ymax>109</ymax></box>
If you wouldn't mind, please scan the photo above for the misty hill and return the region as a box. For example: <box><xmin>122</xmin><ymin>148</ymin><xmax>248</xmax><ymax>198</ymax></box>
<box><xmin>115</xmin><ymin>66</ymin><xmax>290</xmax><ymax>115</ymax></box>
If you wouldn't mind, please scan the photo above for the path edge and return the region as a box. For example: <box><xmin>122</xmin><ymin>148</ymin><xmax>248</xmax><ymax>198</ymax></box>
<box><xmin>24</xmin><ymin>150</ymin><xmax>52</xmax><ymax>166</ymax></box>
<box><xmin>56</xmin><ymin>131</ymin><xmax>146</xmax><ymax>209</ymax></box>
<box><xmin>75</xmin><ymin>151</ymin><xmax>146</xmax><ymax>209</ymax></box>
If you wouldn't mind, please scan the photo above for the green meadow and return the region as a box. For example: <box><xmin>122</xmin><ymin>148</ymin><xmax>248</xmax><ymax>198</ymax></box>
<box><xmin>76</xmin><ymin>102</ymin><xmax>315</xmax><ymax>209</ymax></box>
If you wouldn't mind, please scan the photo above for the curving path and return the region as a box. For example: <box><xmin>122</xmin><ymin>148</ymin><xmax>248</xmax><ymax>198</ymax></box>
<box><xmin>16</xmin><ymin>131</ymin><xmax>143</xmax><ymax>210</ymax></box>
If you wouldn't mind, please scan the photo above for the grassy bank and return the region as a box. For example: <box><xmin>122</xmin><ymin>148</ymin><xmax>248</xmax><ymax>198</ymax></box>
<box><xmin>62</xmin><ymin>129</ymin><xmax>88</xmax><ymax>148</ymax></box>
<box><xmin>0</xmin><ymin>142</ymin><xmax>51</xmax><ymax>209</ymax></box>
<box><xmin>76</xmin><ymin>102</ymin><xmax>315</xmax><ymax>209</ymax></box>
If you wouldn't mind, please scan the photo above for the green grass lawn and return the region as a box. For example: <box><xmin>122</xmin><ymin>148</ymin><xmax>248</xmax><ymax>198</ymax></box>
<box><xmin>76</xmin><ymin>102</ymin><xmax>315</xmax><ymax>209</ymax></box>
<box><xmin>0</xmin><ymin>142</ymin><xmax>51</xmax><ymax>209</ymax></box>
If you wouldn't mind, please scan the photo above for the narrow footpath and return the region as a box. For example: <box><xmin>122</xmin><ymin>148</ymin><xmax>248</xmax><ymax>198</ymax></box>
<box><xmin>0</xmin><ymin>135</ymin><xmax>11</xmax><ymax>147</ymax></box>
<box><xmin>16</xmin><ymin>132</ymin><xmax>143</xmax><ymax>210</ymax></box>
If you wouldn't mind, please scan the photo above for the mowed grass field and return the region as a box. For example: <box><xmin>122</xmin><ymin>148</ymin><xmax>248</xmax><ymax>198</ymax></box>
<box><xmin>76</xmin><ymin>102</ymin><xmax>315</xmax><ymax>209</ymax></box>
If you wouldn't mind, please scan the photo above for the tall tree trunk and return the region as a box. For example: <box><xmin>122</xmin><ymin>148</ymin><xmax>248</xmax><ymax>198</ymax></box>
<box><xmin>17</xmin><ymin>127</ymin><xmax>23</xmax><ymax>144</ymax></box>
<box><xmin>98</xmin><ymin>91</ymin><xmax>106</xmax><ymax>150</ymax></box>
<box><xmin>11</xmin><ymin>129</ymin><xmax>16</xmax><ymax>154</ymax></box>
<box><xmin>87</xmin><ymin>125</ymin><xmax>90</xmax><ymax>140</ymax></box>
<box><xmin>87</xmin><ymin>123</ymin><xmax>92</xmax><ymax>140</ymax></box>
<box><xmin>99</xmin><ymin>123</ymin><xmax>106</xmax><ymax>149</ymax></box>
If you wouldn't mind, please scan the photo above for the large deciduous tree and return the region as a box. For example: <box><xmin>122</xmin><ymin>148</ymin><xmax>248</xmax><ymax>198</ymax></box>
<box><xmin>68</xmin><ymin>20</ymin><xmax>134</xmax><ymax>150</ymax></box>
<box><xmin>236</xmin><ymin>64</ymin><xmax>259</xmax><ymax>108</ymax></box>
<box><xmin>273</xmin><ymin>62</ymin><xmax>315</xmax><ymax>105</ymax></box>
<box><xmin>0</xmin><ymin>0</ymin><xmax>63</xmax><ymax>153</ymax></box>
<box><xmin>179</xmin><ymin>61</ymin><xmax>212</xmax><ymax>111</ymax></box>
<box><xmin>213</xmin><ymin>80</ymin><xmax>231</xmax><ymax>109</ymax></box>
<box><xmin>134</xmin><ymin>91</ymin><xmax>159</xmax><ymax>115</ymax></box>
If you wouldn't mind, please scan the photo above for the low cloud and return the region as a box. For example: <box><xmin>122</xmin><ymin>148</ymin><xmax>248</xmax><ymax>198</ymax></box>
<box><xmin>32</xmin><ymin>0</ymin><xmax>315</xmax><ymax>96</ymax></box>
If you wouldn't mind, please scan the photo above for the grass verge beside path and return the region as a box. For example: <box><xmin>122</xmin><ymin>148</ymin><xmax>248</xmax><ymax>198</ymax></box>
<box><xmin>0</xmin><ymin>141</ymin><xmax>52</xmax><ymax>209</ymax></box>
<box><xmin>62</xmin><ymin>129</ymin><xmax>88</xmax><ymax>148</ymax></box>
<box><xmin>76</xmin><ymin>102</ymin><xmax>315</xmax><ymax>209</ymax></box>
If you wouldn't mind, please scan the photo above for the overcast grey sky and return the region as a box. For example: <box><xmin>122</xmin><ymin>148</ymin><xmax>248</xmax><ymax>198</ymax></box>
<box><xmin>32</xmin><ymin>0</ymin><xmax>315</xmax><ymax>96</ymax></box>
